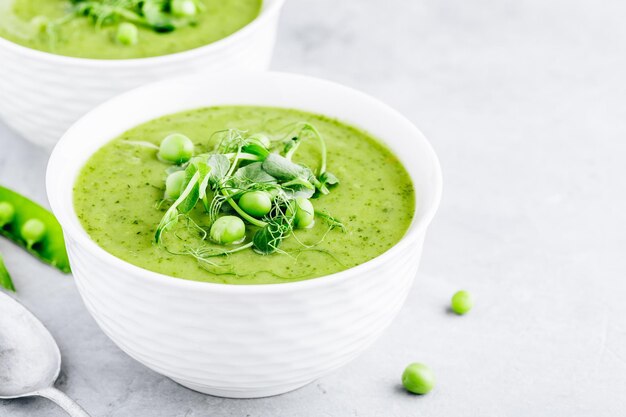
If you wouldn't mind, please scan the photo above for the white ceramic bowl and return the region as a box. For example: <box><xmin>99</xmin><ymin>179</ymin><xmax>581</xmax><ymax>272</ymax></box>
<box><xmin>0</xmin><ymin>0</ymin><xmax>285</xmax><ymax>149</ymax></box>
<box><xmin>46</xmin><ymin>72</ymin><xmax>442</xmax><ymax>398</ymax></box>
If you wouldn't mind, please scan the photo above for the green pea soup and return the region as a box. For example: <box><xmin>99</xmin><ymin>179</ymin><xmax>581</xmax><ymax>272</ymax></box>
<box><xmin>73</xmin><ymin>106</ymin><xmax>416</xmax><ymax>284</ymax></box>
<box><xmin>0</xmin><ymin>0</ymin><xmax>262</xmax><ymax>59</ymax></box>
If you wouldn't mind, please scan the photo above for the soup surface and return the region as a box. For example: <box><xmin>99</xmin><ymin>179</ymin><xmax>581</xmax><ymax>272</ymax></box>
<box><xmin>0</xmin><ymin>0</ymin><xmax>261</xmax><ymax>59</ymax></box>
<box><xmin>74</xmin><ymin>106</ymin><xmax>415</xmax><ymax>284</ymax></box>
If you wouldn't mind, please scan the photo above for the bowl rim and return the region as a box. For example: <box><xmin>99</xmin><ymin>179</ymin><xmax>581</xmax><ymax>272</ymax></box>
<box><xmin>47</xmin><ymin>71</ymin><xmax>443</xmax><ymax>293</ymax></box>
<box><xmin>0</xmin><ymin>0</ymin><xmax>285</xmax><ymax>67</ymax></box>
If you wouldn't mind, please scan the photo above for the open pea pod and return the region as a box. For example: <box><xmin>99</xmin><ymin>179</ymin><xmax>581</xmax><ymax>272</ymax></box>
<box><xmin>0</xmin><ymin>185</ymin><xmax>70</xmax><ymax>274</ymax></box>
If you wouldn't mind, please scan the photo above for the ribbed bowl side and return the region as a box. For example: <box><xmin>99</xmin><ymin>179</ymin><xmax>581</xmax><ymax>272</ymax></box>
<box><xmin>0</xmin><ymin>14</ymin><xmax>279</xmax><ymax>149</ymax></box>
<box><xmin>65</xmin><ymin>233</ymin><xmax>424</xmax><ymax>397</ymax></box>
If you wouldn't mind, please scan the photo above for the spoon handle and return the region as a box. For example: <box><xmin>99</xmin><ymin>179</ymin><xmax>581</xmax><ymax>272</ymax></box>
<box><xmin>36</xmin><ymin>387</ymin><xmax>92</xmax><ymax>417</ymax></box>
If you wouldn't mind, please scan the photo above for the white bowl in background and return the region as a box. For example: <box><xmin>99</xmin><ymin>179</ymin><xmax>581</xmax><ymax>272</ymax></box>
<box><xmin>46</xmin><ymin>72</ymin><xmax>442</xmax><ymax>398</ymax></box>
<box><xmin>0</xmin><ymin>0</ymin><xmax>285</xmax><ymax>149</ymax></box>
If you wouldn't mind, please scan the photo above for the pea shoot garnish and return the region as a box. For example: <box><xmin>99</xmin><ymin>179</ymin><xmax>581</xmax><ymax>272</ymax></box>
<box><xmin>39</xmin><ymin>0</ymin><xmax>203</xmax><ymax>48</ymax></box>
<box><xmin>151</xmin><ymin>124</ymin><xmax>344</xmax><ymax>270</ymax></box>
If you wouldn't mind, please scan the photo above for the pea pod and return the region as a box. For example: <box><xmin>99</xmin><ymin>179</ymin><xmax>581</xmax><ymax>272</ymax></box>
<box><xmin>0</xmin><ymin>186</ymin><xmax>70</xmax><ymax>273</ymax></box>
<box><xmin>0</xmin><ymin>252</ymin><xmax>15</xmax><ymax>292</ymax></box>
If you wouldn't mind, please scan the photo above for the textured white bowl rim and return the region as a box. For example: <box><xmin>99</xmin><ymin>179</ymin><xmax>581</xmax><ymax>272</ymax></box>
<box><xmin>47</xmin><ymin>72</ymin><xmax>443</xmax><ymax>293</ymax></box>
<box><xmin>0</xmin><ymin>0</ymin><xmax>285</xmax><ymax>67</ymax></box>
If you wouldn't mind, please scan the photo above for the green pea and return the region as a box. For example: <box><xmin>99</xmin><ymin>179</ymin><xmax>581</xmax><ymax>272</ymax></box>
<box><xmin>287</xmin><ymin>197</ymin><xmax>315</xmax><ymax>229</ymax></box>
<box><xmin>451</xmin><ymin>290</ymin><xmax>474</xmax><ymax>315</ymax></box>
<box><xmin>165</xmin><ymin>171</ymin><xmax>187</xmax><ymax>199</ymax></box>
<box><xmin>242</xmin><ymin>134</ymin><xmax>271</xmax><ymax>158</ymax></box>
<box><xmin>158</xmin><ymin>133</ymin><xmax>194</xmax><ymax>164</ymax></box>
<box><xmin>0</xmin><ymin>202</ymin><xmax>15</xmax><ymax>227</ymax></box>
<box><xmin>116</xmin><ymin>22</ymin><xmax>138</xmax><ymax>46</ymax></box>
<box><xmin>210</xmin><ymin>216</ymin><xmax>245</xmax><ymax>244</ymax></box>
<box><xmin>171</xmin><ymin>0</ymin><xmax>197</xmax><ymax>17</ymax></box>
<box><xmin>402</xmin><ymin>363</ymin><xmax>435</xmax><ymax>395</ymax></box>
<box><xmin>239</xmin><ymin>191</ymin><xmax>272</xmax><ymax>218</ymax></box>
<box><xmin>21</xmin><ymin>218</ymin><xmax>46</xmax><ymax>248</ymax></box>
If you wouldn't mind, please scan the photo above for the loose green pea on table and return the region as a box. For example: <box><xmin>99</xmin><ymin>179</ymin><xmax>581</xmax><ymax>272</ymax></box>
<box><xmin>0</xmin><ymin>185</ymin><xmax>71</xmax><ymax>291</ymax></box>
<box><xmin>402</xmin><ymin>363</ymin><xmax>435</xmax><ymax>395</ymax></box>
<box><xmin>451</xmin><ymin>290</ymin><xmax>474</xmax><ymax>315</ymax></box>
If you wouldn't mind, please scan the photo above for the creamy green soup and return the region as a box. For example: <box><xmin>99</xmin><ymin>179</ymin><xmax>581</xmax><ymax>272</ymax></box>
<box><xmin>74</xmin><ymin>106</ymin><xmax>415</xmax><ymax>284</ymax></box>
<box><xmin>0</xmin><ymin>0</ymin><xmax>261</xmax><ymax>59</ymax></box>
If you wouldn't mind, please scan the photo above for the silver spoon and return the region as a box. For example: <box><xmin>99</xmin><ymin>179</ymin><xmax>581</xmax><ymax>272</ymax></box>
<box><xmin>0</xmin><ymin>291</ymin><xmax>91</xmax><ymax>417</ymax></box>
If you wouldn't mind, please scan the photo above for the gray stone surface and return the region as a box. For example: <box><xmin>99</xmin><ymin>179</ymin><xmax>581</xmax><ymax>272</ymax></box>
<box><xmin>1</xmin><ymin>0</ymin><xmax>626</xmax><ymax>415</ymax></box>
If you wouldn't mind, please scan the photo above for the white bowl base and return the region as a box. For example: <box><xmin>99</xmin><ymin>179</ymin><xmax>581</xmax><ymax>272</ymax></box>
<box><xmin>170</xmin><ymin>377</ymin><xmax>314</xmax><ymax>399</ymax></box>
